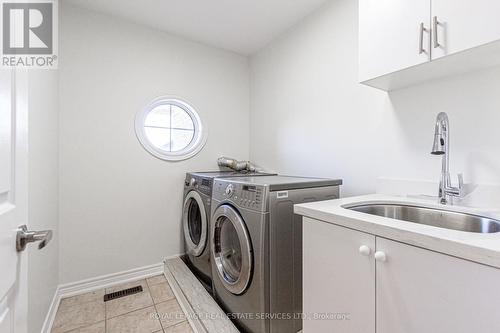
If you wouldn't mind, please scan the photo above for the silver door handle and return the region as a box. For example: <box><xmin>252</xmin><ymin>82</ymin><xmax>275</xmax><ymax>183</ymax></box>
<box><xmin>433</xmin><ymin>16</ymin><xmax>440</xmax><ymax>48</ymax></box>
<box><xmin>419</xmin><ymin>22</ymin><xmax>427</xmax><ymax>54</ymax></box>
<box><xmin>16</xmin><ymin>225</ymin><xmax>53</xmax><ymax>251</ymax></box>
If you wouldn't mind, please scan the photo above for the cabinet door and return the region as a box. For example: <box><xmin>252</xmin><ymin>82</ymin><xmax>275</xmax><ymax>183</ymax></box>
<box><xmin>432</xmin><ymin>0</ymin><xmax>500</xmax><ymax>59</ymax></box>
<box><xmin>376</xmin><ymin>238</ymin><xmax>500</xmax><ymax>333</ymax></box>
<box><xmin>303</xmin><ymin>218</ymin><xmax>375</xmax><ymax>333</ymax></box>
<box><xmin>359</xmin><ymin>0</ymin><xmax>431</xmax><ymax>81</ymax></box>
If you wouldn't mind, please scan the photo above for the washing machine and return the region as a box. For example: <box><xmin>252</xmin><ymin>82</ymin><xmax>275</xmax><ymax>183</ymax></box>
<box><xmin>210</xmin><ymin>176</ymin><xmax>342</xmax><ymax>333</ymax></box>
<box><xmin>182</xmin><ymin>171</ymin><xmax>275</xmax><ymax>289</ymax></box>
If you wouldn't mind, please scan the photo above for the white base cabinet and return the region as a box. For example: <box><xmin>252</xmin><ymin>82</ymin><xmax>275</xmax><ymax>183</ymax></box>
<box><xmin>377</xmin><ymin>237</ymin><xmax>500</xmax><ymax>333</ymax></box>
<box><xmin>303</xmin><ymin>217</ymin><xmax>500</xmax><ymax>333</ymax></box>
<box><xmin>303</xmin><ymin>217</ymin><xmax>375</xmax><ymax>333</ymax></box>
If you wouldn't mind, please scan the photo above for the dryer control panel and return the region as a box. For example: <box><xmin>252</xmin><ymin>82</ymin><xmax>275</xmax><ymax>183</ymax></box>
<box><xmin>213</xmin><ymin>180</ymin><xmax>267</xmax><ymax>212</ymax></box>
<box><xmin>184</xmin><ymin>174</ymin><xmax>212</xmax><ymax>197</ymax></box>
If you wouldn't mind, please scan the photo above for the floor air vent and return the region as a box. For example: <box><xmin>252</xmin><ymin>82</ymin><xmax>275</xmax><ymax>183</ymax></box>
<box><xmin>103</xmin><ymin>285</ymin><xmax>143</xmax><ymax>302</ymax></box>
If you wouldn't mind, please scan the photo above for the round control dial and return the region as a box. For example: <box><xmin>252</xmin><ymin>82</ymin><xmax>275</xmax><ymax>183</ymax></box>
<box><xmin>225</xmin><ymin>184</ymin><xmax>234</xmax><ymax>197</ymax></box>
<box><xmin>189</xmin><ymin>178</ymin><xmax>197</xmax><ymax>187</ymax></box>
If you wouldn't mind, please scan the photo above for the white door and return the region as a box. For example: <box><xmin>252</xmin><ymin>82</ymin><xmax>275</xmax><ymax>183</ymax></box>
<box><xmin>376</xmin><ymin>238</ymin><xmax>500</xmax><ymax>333</ymax></box>
<box><xmin>0</xmin><ymin>70</ymin><xmax>28</xmax><ymax>333</ymax></box>
<box><xmin>432</xmin><ymin>0</ymin><xmax>500</xmax><ymax>59</ymax></box>
<box><xmin>303</xmin><ymin>218</ymin><xmax>375</xmax><ymax>333</ymax></box>
<box><xmin>359</xmin><ymin>0</ymin><xmax>431</xmax><ymax>82</ymax></box>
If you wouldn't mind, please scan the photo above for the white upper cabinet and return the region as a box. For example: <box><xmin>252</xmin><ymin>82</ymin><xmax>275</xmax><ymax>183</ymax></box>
<box><xmin>432</xmin><ymin>0</ymin><xmax>500</xmax><ymax>59</ymax></box>
<box><xmin>359</xmin><ymin>0</ymin><xmax>431</xmax><ymax>82</ymax></box>
<box><xmin>359</xmin><ymin>0</ymin><xmax>500</xmax><ymax>90</ymax></box>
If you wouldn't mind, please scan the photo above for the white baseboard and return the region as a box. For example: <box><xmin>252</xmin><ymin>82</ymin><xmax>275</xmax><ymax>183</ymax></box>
<box><xmin>41</xmin><ymin>258</ymin><xmax>182</xmax><ymax>333</ymax></box>
<box><xmin>40</xmin><ymin>286</ymin><xmax>61</xmax><ymax>333</ymax></box>
<box><xmin>58</xmin><ymin>262</ymin><xmax>164</xmax><ymax>298</ymax></box>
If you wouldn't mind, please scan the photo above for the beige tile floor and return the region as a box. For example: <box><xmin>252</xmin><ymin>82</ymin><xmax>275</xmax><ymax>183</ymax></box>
<box><xmin>51</xmin><ymin>275</ymin><xmax>194</xmax><ymax>333</ymax></box>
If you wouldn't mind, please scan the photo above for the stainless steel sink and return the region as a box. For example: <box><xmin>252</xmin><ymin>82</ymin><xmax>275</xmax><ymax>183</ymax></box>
<box><xmin>345</xmin><ymin>203</ymin><xmax>500</xmax><ymax>234</ymax></box>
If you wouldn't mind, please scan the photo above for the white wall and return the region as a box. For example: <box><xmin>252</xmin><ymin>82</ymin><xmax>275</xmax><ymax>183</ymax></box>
<box><xmin>58</xmin><ymin>0</ymin><xmax>500</xmax><ymax>285</ymax></box>
<box><xmin>59</xmin><ymin>4</ymin><xmax>250</xmax><ymax>283</ymax></box>
<box><xmin>250</xmin><ymin>0</ymin><xmax>500</xmax><ymax>197</ymax></box>
<box><xmin>28</xmin><ymin>70</ymin><xmax>59</xmax><ymax>333</ymax></box>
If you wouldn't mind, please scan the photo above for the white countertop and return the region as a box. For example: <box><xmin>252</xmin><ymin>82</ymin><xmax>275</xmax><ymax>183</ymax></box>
<box><xmin>294</xmin><ymin>194</ymin><xmax>500</xmax><ymax>269</ymax></box>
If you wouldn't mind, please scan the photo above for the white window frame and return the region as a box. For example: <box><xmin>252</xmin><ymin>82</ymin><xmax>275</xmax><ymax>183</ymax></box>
<box><xmin>135</xmin><ymin>97</ymin><xmax>207</xmax><ymax>161</ymax></box>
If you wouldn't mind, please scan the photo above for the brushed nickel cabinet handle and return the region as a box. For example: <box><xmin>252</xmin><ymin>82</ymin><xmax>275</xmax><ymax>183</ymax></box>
<box><xmin>433</xmin><ymin>16</ymin><xmax>440</xmax><ymax>48</ymax></box>
<box><xmin>419</xmin><ymin>22</ymin><xmax>427</xmax><ymax>54</ymax></box>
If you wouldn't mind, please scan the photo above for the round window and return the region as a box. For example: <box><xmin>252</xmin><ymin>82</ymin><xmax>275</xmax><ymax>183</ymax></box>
<box><xmin>135</xmin><ymin>97</ymin><xmax>207</xmax><ymax>161</ymax></box>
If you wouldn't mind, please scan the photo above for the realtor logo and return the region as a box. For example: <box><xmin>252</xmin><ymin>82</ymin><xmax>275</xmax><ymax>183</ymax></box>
<box><xmin>1</xmin><ymin>0</ymin><xmax>58</xmax><ymax>68</ymax></box>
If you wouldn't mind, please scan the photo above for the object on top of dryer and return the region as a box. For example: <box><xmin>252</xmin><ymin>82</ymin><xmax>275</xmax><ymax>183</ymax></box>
<box><xmin>217</xmin><ymin>157</ymin><xmax>257</xmax><ymax>173</ymax></box>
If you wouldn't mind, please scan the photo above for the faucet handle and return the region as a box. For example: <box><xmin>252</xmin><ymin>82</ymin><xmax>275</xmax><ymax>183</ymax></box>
<box><xmin>444</xmin><ymin>173</ymin><xmax>464</xmax><ymax>199</ymax></box>
<box><xmin>458</xmin><ymin>173</ymin><xmax>464</xmax><ymax>188</ymax></box>
<box><xmin>455</xmin><ymin>173</ymin><xmax>465</xmax><ymax>197</ymax></box>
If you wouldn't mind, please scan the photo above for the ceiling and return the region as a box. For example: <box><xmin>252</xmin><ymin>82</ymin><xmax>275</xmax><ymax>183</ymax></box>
<box><xmin>64</xmin><ymin>0</ymin><xmax>330</xmax><ymax>55</ymax></box>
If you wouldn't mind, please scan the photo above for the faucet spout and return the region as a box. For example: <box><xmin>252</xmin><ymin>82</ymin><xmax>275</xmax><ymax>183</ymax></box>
<box><xmin>431</xmin><ymin>112</ymin><xmax>448</xmax><ymax>155</ymax></box>
<box><xmin>430</xmin><ymin>112</ymin><xmax>463</xmax><ymax>204</ymax></box>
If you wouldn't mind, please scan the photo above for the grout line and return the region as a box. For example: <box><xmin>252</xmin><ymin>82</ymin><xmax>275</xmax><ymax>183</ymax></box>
<box><xmin>151</xmin><ymin>300</ymin><xmax>164</xmax><ymax>332</ymax></box>
<box><xmin>149</xmin><ymin>276</ymin><xmax>166</xmax><ymax>333</ymax></box>
<box><xmin>105</xmin><ymin>298</ymin><xmax>154</xmax><ymax>320</ymax></box>
<box><xmin>62</xmin><ymin>320</ymin><xmax>106</xmax><ymax>333</ymax></box>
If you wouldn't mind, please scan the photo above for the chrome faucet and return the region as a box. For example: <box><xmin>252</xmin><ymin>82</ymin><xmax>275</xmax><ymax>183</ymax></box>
<box><xmin>431</xmin><ymin>112</ymin><xmax>463</xmax><ymax>204</ymax></box>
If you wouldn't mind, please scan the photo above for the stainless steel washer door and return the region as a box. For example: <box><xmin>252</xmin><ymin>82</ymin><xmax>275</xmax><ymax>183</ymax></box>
<box><xmin>183</xmin><ymin>191</ymin><xmax>207</xmax><ymax>257</ymax></box>
<box><xmin>211</xmin><ymin>205</ymin><xmax>253</xmax><ymax>295</ymax></box>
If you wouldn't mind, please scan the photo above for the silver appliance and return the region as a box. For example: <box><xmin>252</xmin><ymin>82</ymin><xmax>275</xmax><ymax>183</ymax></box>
<box><xmin>210</xmin><ymin>176</ymin><xmax>342</xmax><ymax>333</ymax></box>
<box><xmin>182</xmin><ymin>171</ymin><xmax>275</xmax><ymax>288</ymax></box>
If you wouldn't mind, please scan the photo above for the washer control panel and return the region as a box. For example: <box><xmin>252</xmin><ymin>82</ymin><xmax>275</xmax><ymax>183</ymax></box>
<box><xmin>213</xmin><ymin>180</ymin><xmax>267</xmax><ymax>211</ymax></box>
